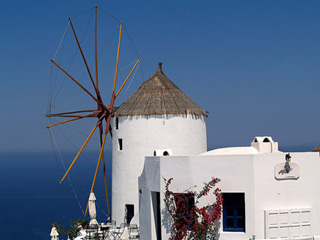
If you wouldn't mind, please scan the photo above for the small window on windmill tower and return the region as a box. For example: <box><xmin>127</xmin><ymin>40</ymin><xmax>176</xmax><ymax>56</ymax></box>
<box><xmin>115</xmin><ymin>117</ymin><xmax>119</xmax><ymax>130</ymax></box>
<box><xmin>118</xmin><ymin>138</ymin><xmax>123</xmax><ymax>151</ymax></box>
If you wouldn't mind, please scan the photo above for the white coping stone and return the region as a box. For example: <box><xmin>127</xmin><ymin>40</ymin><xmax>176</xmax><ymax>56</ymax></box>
<box><xmin>200</xmin><ymin>146</ymin><xmax>260</xmax><ymax>156</ymax></box>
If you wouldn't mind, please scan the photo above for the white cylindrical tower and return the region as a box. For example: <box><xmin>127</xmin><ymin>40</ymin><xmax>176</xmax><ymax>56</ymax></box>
<box><xmin>112</xmin><ymin>62</ymin><xmax>208</xmax><ymax>224</ymax></box>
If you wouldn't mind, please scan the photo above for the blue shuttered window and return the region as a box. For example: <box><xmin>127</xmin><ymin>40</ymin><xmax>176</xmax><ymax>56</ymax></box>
<box><xmin>222</xmin><ymin>193</ymin><xmax>245</xmax><ymax>232</ymax></box>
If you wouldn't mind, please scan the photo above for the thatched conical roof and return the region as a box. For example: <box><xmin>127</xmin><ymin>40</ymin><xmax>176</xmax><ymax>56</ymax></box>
<box><xmin>312</xmin><ymin>145</ymin><xmax>320</xmax><ymax>152</ymax></box>
<box><xmin>115</xmin><ymin>62</ymin><xmax>207</xmax><ymax>117</ymax></box>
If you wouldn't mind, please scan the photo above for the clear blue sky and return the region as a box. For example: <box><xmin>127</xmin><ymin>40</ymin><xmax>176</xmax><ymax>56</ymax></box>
<box><xmin>1</xmin><ymin>0</ymin><xmax>320</xmax><ymax>153</ymax></box>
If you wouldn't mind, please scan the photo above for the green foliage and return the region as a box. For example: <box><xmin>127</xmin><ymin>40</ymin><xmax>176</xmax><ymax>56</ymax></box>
<box><xmin>51</xmin><ymin>218</ymin><xmax>89</xmax><ymax>239</ymax></box>
<box><xmin>68</xmin><ymin>218</ymin><xmax>89</xmax><ymax>238</ymax></box>
<box><xmin>50</xmin><ymin>222</ymin><xmax>67</xmax><ymax>235</ymax></box>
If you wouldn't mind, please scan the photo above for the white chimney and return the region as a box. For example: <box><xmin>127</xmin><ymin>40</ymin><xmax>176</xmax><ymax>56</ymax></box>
<box><xmin>251</xmin><ymin>136</ymin><xmax>278</xmax><ymax>153</ymax></box>
<box><xmin>153</xmin><ymin>149</ymin><xmax>173</xmax><ymax>156</ymax></box>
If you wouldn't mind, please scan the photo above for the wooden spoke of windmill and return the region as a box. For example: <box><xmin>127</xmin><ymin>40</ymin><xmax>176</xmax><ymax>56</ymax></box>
<box><xmin>47</xmin><ymin>6</ymin><xmax>141</xmax><ymax>217</ymax></box>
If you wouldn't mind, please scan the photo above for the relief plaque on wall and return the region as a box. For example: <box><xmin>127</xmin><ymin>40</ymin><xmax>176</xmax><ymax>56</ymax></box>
<box><xmin>274</xmin><ymin>153</ymin><xmax>299</xmax><ymax>180</ymax></box>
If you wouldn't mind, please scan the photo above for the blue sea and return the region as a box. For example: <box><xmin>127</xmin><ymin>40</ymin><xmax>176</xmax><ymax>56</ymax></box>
<box><xmin>0</xmin><ymin>152</ymin><xmax>112</xmax><ymax>240</ymax></box>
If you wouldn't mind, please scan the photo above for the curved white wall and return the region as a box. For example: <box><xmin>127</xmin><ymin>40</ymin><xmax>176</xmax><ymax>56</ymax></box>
<box><xmin>112</xmin><ymin>114</ymin><xmax>207</xmax><ymax>224</ymax></box>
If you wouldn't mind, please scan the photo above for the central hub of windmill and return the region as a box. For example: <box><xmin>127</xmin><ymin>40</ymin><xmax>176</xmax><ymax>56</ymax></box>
<box><xmin>92</xmin><ymin>89</ymin><xmax>115</xmax><ymax>123</ymax></box>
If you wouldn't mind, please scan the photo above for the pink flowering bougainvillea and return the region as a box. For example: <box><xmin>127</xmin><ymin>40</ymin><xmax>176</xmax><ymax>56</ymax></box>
<box><xmin>163</xmin><ymin>177</ymin><xmax>223</xmax><ymax>240</ymax></box>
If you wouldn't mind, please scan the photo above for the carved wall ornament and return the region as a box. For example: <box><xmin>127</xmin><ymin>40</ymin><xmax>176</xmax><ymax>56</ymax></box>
<box><xmin>274</xmin><ymin>153</ymin><xmax>299</xmax><ymax>180</ymax></box>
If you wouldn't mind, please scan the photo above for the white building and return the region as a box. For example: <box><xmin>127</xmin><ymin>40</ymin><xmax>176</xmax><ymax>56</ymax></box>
<box><xmin>112</xmin><ymin>63</ymin><xmax>207</xmax><ymax>225</ymax></box>
<box><xmin>112</xmin><ymin>63</ymin><xmax>320</xmax><ymax>240</ymax></box>
<box><xmin>139</xmin><ymin>137</ymin><xmax>320</xmax><ymax>240</ymax></box>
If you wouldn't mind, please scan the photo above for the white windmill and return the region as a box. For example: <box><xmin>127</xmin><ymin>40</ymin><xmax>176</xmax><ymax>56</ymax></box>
<box><xmin>112</xmin><ymin>62</ymin><xmax>208</xmax><ymax>224</ymax></box>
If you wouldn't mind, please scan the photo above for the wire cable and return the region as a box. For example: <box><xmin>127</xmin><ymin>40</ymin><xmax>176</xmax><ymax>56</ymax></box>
<box><xmin>53</xmin><ymin>21</ymin><xmax>70</xmax><ymax>61</ymax></box>
<box><xmin>123</xmin><ymin>24</ymin><xmax>141</xmax><ymax>58</ymax></box>
<box><xmin>124</xmin><ymin>60</ymin><xmax>140</xmax><ymax>98</ymax></box>
<box><xmin>99</xmin><ymin>7</ymin><xmax>121</xmax><ymax>23</ymax></box>
<box><xmin>49</xmin><ymin>126</ymin><xmax>86</xmax><ymax>215</ymax></box>
<box><xmin>71</xmin><ymin>7</ymin><xmax>95</xmax><ymax>20</ymax></box>
<box><xmin>51</xmin><ymin>11</ymin><xmax>94</xmax><ymax>108</ymax></box>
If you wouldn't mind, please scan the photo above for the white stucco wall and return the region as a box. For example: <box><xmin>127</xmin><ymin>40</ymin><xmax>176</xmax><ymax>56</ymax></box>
<box><xmin>112</xmin><ymin>114</ymin><xmax>207</xmax><ymax>225</ymax></box>
<box><xmin>139</xmin><ymin>151</ymin><xmax>320</xmax><ymax>240</ymax></box>
<box><xmin>253</xmin><ymin>152</ymin><xmax>320</xmax><ymax>239</ymax></box>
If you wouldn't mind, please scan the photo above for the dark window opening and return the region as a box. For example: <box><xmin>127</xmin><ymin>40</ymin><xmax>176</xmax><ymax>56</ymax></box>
<box><xmin>125</xmin><ymin>204</ymin><xmax>134</xmax><ymax>224</ymax></box>
<box><xmin>222</xmin><ymin>193</ymin><xmax>245</xmax><ymax>232</ymax></box>
<box><xmin>263</xmin><ymin>138</ymin><xmax>270</xmax><ymax>142</ymax></box>
<box><xmin>118</xmin><ymin>138</ymin><xmax>123</xmax><ymax>151</ymax></box>
<box><xmin>163</xmin><ymin>151</ymin><xmax>169</xmax><ymax>156</ymax></box>
<box><xmin>151</xmin><ymin>192</ymin><xmax>162</xmax><ymax>240</ymax></box>
<box><xmin>174</xmin><ymin>193</ymin><xmax>195</xmax><ymax>228</ymax></box>
<box><xmin>115</xmin><ymin>117</ymin><xmax>119</xmax><ymax>130</ymax></box>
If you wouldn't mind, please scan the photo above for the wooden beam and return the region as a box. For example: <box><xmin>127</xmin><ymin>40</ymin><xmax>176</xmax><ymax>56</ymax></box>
<box><xmin>100</xmin><ymin>126</ymin><xmax>111</xmax><ymax>216</ymax></box>
<box><xmin>48</xmin><ymin>114</ymin><xmax>95</xmax><ymax>118</ymax></box>
<box><xmin>95</xmin><ymin>6</ymin><xmax>99</xmax><ymax>89</ymax></box>
<box><xmin>60</xmin><ymin>124</ymin><xmax>98</xmax><ymax>184</ymax></box>
<box><xmin>47</xmin><ymin>114</ymin><xmax>93</xmax><ymax>128</ymax></box>
<box><xmin>46</xmin><ymin>110</ymin><xmax>95</xmax><ymax>117</ymax></box>
<box><xmin>85</xmin><ymin>129</ymin><xmax>107</xmax><ymax>216</ymax></box>
<box><xmin>98</xmin><ymin>124</ymin><xmax>111</xmax><ymax>216</ymax></box>
<box><xmin>101</xmin><ymin>149</ymin><xmax>111</xmax><ymax>216</ymax></box>
<box><xmin>51</xmin><ymin>60</ymin><xmax>100</xmax><ymax>104</ymax></box>
<box><xmin>115</xmin><ymin>57</ymin><xmax>141</xmax><ymax>98</ymax></box>
<box><xmin>113</xmin><ymin>22</ymin><xmax>123</xmax><ymax>93</ymax></box>
<box><xmin>69</xmin><ymin>18</ymin><xmax>97</xmax><ymax>92</ymax></box>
